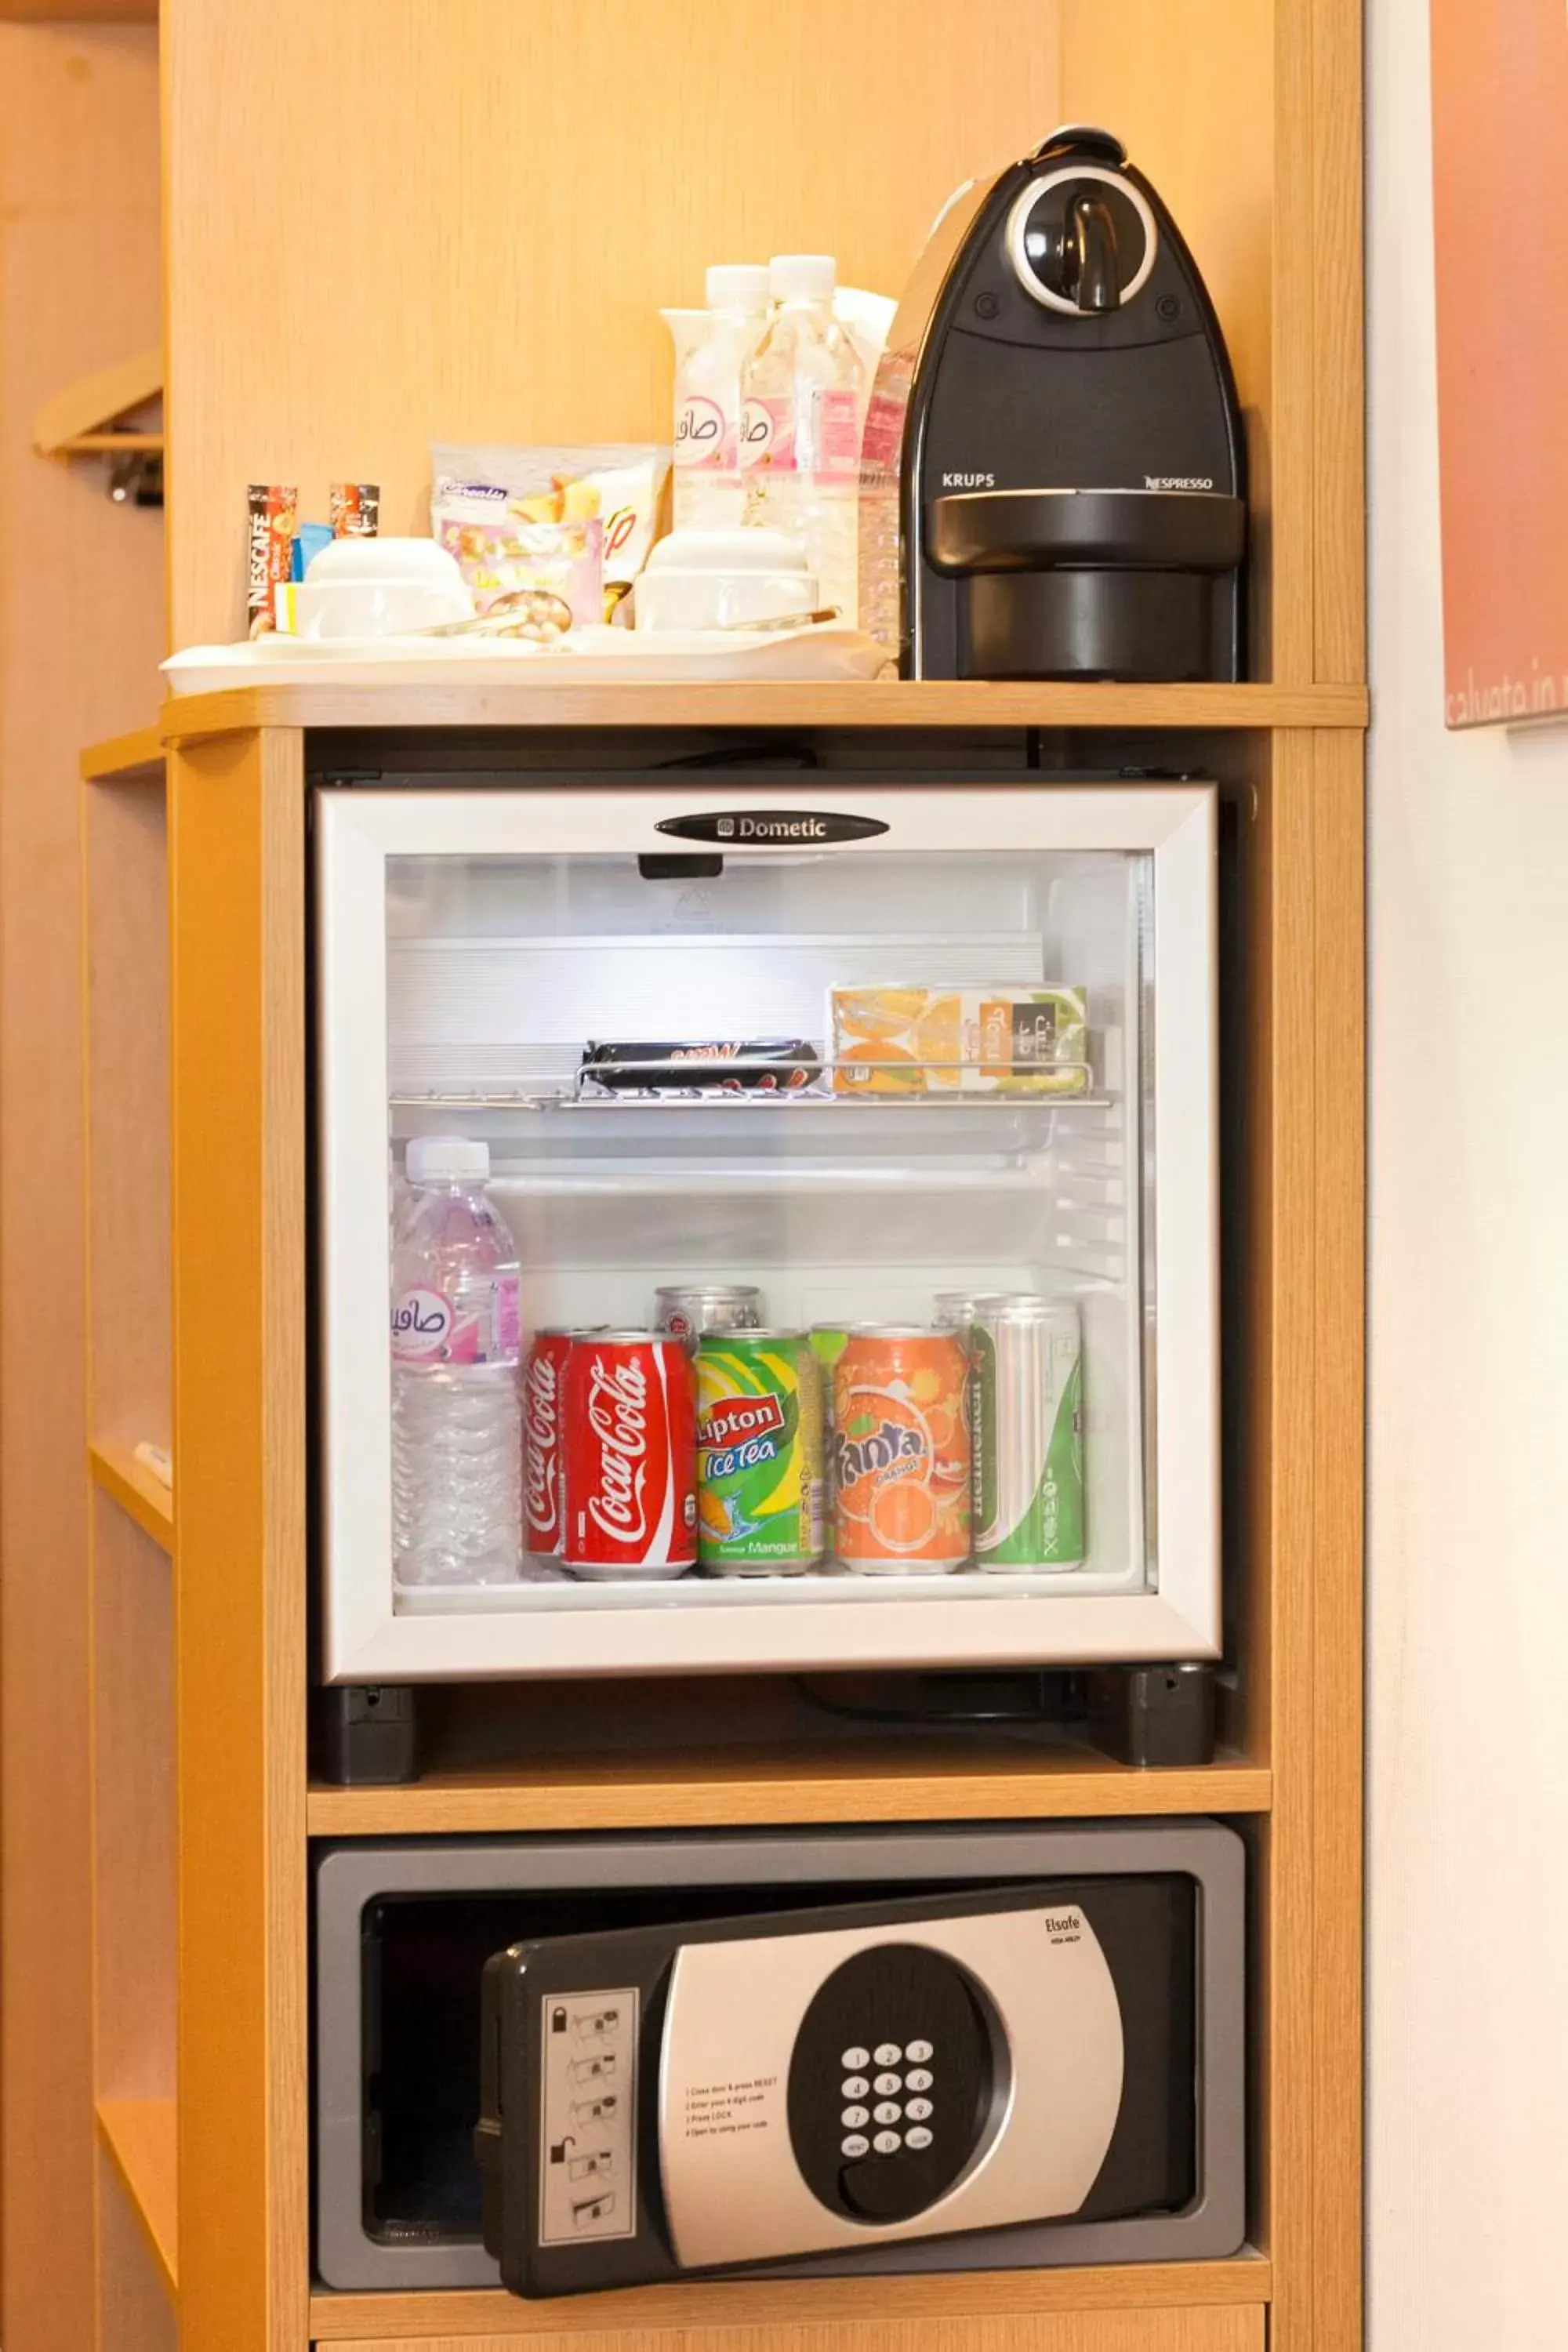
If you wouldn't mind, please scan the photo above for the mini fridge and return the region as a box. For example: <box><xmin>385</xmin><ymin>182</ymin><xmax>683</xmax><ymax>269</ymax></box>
<box><xmin>315</xmin><ymin>774</ymin><xmax>1218</xmax><ymax>1682</ymax></box>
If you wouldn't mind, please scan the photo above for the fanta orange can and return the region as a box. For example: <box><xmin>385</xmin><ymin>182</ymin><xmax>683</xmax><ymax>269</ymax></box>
<box><xmin>832</xmin><ymin>1327</ymin><xmax>971</xmax><ymax>1571</ymax></box>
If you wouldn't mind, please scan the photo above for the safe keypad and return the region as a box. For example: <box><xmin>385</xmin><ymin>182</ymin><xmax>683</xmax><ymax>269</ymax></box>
<box><xmin>836</xmin><ymin>2043</ymin><xmax>938</xmax><ymax>2157</ymax></box>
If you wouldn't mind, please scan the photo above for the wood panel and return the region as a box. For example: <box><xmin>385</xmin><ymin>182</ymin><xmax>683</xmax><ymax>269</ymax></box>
<box><xmin>83</xmin><ymin>768</ymin><xmax>171</xmax><ymax>1454</ymax></box>
<box><xmin>96</xmin><ymin>2097</ymin><xmax>178</xmax><ymax>2298</ymax></box>
<box><xmin>82</xmin><ymin>723</ymin><xmax>164</xmax><ymax>785</ymax></box>
<box><xmin>309</xmin><ymin>1746</ymin><xmax>1269</xmax><ymax>1838</ymax></box>
<box><xmin>1057</xmin><ymin>0</ymin><xmax>1276</xmax><ymax>670</ymax></box>
<box><xmin>89</xmin><ymin>1436</ymin><xmax>175</xmax><ymax>1551</ymax></box>
<box><xmin>310</xmin><ymin>2263</ymin><xmax>1272</xmax><ymax>2342</ymax></box>
<box><xmin>162</xmin><ymin>0</ymin><xmax>1063</xmax><ymax>646</ymax></box>
<box><xmin>170</xmin><ymin>728</ymin><xmax>310</xmax><ymax>2352</ymax></box>
<box><xmin>159</xmin><ymin>681</ymin><xmax>1368</xmax><ymax>746</ymax></box>
<box><xmin>96</xmin><ymin>2150</ymin><xmax>178</xmax><ymax>2352</ymax></box>
<box><xmin>0</xmin><ymin>25</ymin><xmax>162</xmax><ymax>2352</ymax></box>
<box><xmin>329</xmin><ymin>2309</ymin><xmax>1265</xmax><ymax>2352</ymax></box>
<box><xmin>90</xmin><ymin>1492</ymin><xmax>176</xmax><ymax>2102</ymax></box>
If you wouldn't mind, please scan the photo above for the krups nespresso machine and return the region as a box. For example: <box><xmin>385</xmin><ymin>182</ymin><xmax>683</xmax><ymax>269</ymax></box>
<box><xmin>861</xmin><ymin>125</ymin><xmax>1247</xmax><ymax>680</ymax></box>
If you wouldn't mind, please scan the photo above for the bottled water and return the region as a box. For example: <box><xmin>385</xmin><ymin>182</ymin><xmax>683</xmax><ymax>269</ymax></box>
<box><xmin>741</xmin><ymin>254</ymin><xmax>867</xmax><ymax>623</ymax></box>
<box><xmin>390</xmin><ymin>1135</ymin><xmax>522</xmax><ymax>1586</ymax></box>
<box><xmin>668</xmin><ymin>262</ymin><xmax>770</xmax><ymax>531</ymax></box>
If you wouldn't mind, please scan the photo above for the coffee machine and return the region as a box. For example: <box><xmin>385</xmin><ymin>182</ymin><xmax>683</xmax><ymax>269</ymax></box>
<box><xmin>860</xmin><ymin>125</ymin><xmax>1246</xmax><ymax>681</ymax></box>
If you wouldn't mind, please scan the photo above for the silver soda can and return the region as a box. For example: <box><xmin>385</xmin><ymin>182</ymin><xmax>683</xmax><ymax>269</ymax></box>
<box><xmin>933</xmin><ymin>1289</ymin><xmax>1020</xmax><ymax>1330</ymax></box>
<box><xmin>655</xmin><ymin>1283</ymin><xmax>763</xmax><ymax>1352</ymax></box>
<box><xmin>971</xmin><ymin>1296</ymin><xmax>1085</xmax><ymax>1570</ymax></box>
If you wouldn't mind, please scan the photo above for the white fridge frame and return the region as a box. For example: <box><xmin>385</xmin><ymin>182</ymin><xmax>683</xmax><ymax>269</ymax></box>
<box><xmin>316</xmin><ymin>780</ymin><xmax>1218</xmax><ymax>1682</ymax></box>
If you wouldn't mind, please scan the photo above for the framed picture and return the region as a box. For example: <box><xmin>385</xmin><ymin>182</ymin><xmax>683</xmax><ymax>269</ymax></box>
<box><xmin>1431</xmin><ymin>0</ymin><xmax>1568</xmax><ymax>726</ymax></box>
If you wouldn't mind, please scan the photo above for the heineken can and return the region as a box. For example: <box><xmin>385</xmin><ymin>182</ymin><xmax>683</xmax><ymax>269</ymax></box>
<box><xmin>971</xmin><ymin>1297</ymin><xmax>1084</xmax><ymax>1570</ymax></box>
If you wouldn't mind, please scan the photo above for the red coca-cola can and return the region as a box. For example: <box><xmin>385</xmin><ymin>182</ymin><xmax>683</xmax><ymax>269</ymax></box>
<box><xmin>561</xmin><ymin>1331</ymin><xmax>697</xmax><ymax>1579</ymax></box>
<box><xmin>522</xmin><ymin>1326</ymin><xmax>596</xmax><ymax>1557</ymax></box>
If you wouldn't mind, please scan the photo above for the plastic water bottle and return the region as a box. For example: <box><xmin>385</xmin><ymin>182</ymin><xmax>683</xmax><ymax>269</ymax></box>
<box><xmin>667</xmin><ymin>263</ymin><xmax>771</xmax><ymax>531</ymax></box>
<box><xmin>390</xmin><ymin>1135</ymin><xmax>522</xmax><ymax>1586</ymax></box>
<box><xmin>741</xmin><ymin>254</ymin><xmax>867</xmax><ymax>623</ymax></box>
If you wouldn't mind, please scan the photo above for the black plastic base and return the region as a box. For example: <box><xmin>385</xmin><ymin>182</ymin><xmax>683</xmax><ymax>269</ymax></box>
<box><xmin>314</xmin><ymin>1685</ymin><xmax>419</xmax><ymax>1785</ymax></box>
<box><xmin>962</xmin><ymin>566</ymin><xmax>1226</xmax><ymax>682</ymax></box>
<box><xmin>1075</xmin><ymin>1664</ymin><xmax>1218</xmax><ymax>1768</ymax></box>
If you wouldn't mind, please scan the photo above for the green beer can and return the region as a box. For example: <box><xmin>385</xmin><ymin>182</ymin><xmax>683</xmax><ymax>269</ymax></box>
<box><xmin>971</xmin><ymin>1297</ymin><xmax>1085</xmax><ymax>1569</ymax></box>
<box><xmin>696</xmin><ymin>1330</ymin><xmax>823</xmax><ymax>1573</ymax></box>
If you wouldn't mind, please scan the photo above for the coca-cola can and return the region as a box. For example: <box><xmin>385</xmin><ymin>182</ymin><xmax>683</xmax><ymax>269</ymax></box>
<box><xmin>523</xmin><ymin>1325</ymin><xmax>604</xmax><ymax>1557</ymax></box>
<box><xmin>561</xmin><ymin>1332</ymin><xmax>697</xmax><ymax>1580</ymax></box>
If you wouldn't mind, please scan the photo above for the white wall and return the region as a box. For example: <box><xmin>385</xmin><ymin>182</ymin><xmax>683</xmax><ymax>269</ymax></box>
<box><xmin>1368</xmin><ymin>4</ymin><xmax>1568</xmax><ymax>2346</ymax></box>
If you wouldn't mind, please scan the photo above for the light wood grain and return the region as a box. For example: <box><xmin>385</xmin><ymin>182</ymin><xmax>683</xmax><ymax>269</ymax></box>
<box><xmin>333</xmin><ymin>2310</ymin><xmax>1264</xmax><ymax>2352</ymax></box>
<box><xmin>170</xmin><ymin>728</ymin><xmax>310</xmax><ymax>2352</ymax></box>
<box><xmin>158</xmin><ymin>679</ymin><xmax>1369</xmax><ymax>748</ymax></box>
<box><xmin>96</xmin><ymin>2098</ymin><xmax>178</xmax><ymax>2298</ymax></box>
<box><xmin>89</xmin><ymin>1436</ymin><xmax>173</xmax><ymax>1549</ymax></box>
<box><xmin>309</xmin><ymin>2263</ymin><xmax>1272</xmax><ymax>2342</ymax></box>
<box><xmin>162</xmin><ymin>0</ymin><xmax>1063</xmax><ymax>645</ymax></box>
<box><xmin>32</xmin><ymin>342</ymin><xmax>160</xmax><ymax>456</ymax></box>
<box><xmin>82</xmin><ymin>765</ymin><xmax>171</xmax><ymax>1454</ymax></box>
<box><xmin>82</xmin><ymin>723</ymin><xmax>165</xmax><ymax>785</ymax></box>
<box><xmin>1308</xmin><ymin>0</ymin><xmax>1366</xmax><ymax>684</ymax></box>
<box><xmin>1058</xmin><ymin>0</ymin><xmax>1276</xmax><ymax>673</ymax></box>
<box><xmin>1308</xmin><ymin>728</ymin><xmax>1365</xmax><ymax>2352</ymax></box>
<box><xmin>308</xmin><ymin>1744</ymin><xmax>1270</xmax><ymax>1839</ymax></box>
<box><xmin>89</xmin><ymin>1490</ymin><xmax>176</xmax><ymax>2107</ymax></box>
<box><xmin>96</xmin><ymin>2148</ymin><xmax>178</xmax><ymax>2352</ymax></box>
<box><xmin>0</xmin><ymin>26</ymin><xmax>162</xmax><ymax>2352</ymax></box>
<box><xmin>2</xmin><ymin>0</ymin><xmax>154</xmax><ymax>17</ymax></box>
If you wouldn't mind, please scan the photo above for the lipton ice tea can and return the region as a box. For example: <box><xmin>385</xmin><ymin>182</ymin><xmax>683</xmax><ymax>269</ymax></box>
<box><xmin>695</xmin><ymin>1332</ymin><xmax>822</xmax><ymax>1572</ymax></box>
<box><xmin>833</xmin><ymin>1328</ymin><xmax>970</xmax><ymax>1571</ymax></box>
<box><xmin>971</xmin><ymin>1298</ymin><xmax>1084</xmax><ymax>1569</ymax></box>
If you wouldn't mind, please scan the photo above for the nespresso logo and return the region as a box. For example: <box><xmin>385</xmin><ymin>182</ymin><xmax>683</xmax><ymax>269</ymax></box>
<box><xmin>1145</xmin><ymin>474</ymin><xmax>1215</xmax><ymax>490</ymax></box>
<box><xmin>655</xmin><ymin>811</ymin><xmax>891</xmax><ymax>846</ymax></box>
<box><xmin>942</xmin><ymin>470</ymin><xmax>996</xmax><ymax>488</ymax></box>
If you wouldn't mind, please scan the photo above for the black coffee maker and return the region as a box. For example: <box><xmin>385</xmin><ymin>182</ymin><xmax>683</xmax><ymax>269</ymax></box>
<box><xmin>860</xmin><ymin>126</ymin><xmax>1246</xmax><ymax>681</ymax></box>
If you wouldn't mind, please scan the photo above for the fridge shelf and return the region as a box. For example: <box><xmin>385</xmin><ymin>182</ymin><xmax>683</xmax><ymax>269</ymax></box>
<box><xmin>390</xmin><ymin>1083</ymin><xmax>1112</xmax><ymax>1112</ymax></box>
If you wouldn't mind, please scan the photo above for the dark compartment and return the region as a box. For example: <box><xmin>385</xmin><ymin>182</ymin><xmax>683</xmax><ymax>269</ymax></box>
<box><xmin>364</xmin><ymin>1878</ymin><xmax>950</xmax><ymax>2246</ymax></box>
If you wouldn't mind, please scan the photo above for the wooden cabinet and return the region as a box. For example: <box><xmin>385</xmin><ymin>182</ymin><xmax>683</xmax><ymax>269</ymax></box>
<box><xmin>332</xmin><ymin>2307</ymin><xmax>1267</xmax><ymax>2352</ymax></box>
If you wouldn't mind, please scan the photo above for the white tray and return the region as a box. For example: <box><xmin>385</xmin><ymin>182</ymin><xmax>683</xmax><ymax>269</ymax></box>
<box><xmin>162</xmin><ymin>621</ymin><xmax>890</xmax><ymax>693</ymax></box>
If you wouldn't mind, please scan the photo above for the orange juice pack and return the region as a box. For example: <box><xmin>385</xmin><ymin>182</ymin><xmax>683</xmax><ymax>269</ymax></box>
<box><xmin>829</xmin><ymin>985</ymin><xmax>1088</xmax><ymax>1096</ymax></box>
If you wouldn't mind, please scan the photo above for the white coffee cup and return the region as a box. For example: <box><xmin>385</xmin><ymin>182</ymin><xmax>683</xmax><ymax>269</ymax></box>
<box><xmin>295</xmin><ymin>535</ymin><xmax>474</xmax><ymax>639</ymax></box>
<box><xmin>634</xmin><ymin>527</ymin><xmax>817</xmax><ymax>632</ymax></box>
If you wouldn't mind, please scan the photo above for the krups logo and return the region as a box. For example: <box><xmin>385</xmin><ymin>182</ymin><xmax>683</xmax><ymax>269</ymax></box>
<box><xmin>656</xmin><ymin>810</ymin><xmax>891</xmax><ymax>847</ymax></box>
<box><xmin>1145</xmin><ymin>474</ymin><xmax>1215</xmax><ymax>490</ymax></box>
<box><xmin>942</xmin><ymin>470</ymin><xmax>996</xmax><ymax>488</ymax></box>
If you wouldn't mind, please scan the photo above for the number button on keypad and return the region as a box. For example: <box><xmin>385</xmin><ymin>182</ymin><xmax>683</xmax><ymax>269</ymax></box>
<box><xmin>841</xmin><ymin>2104</ymin><xmax>869</xmax><ymax>2129</ymax></box>
<box><xmin>906</xmin><ymin>2096</ymin><xmax>933</xmax><ymax>2122</ymax></box>
<box><xmin>873</xmin><ymin>2071</ymin><xmax>902</xmax><ymax>2096</ymax></box>
<box><xmin>841</xmin><ymin>2046</ymin><xmax>869</xmax><ymax>2071</ymax></box>
<box><xmin>906</xmin><ymin>2039</ymin><xmax>933</xmax><ymax>2063</ymax></box>
<box><xmin>841</xmin><ymin>2074</ymin><xmax>869</xmax><ymax>2100</ymax></box>
<box><xmin>873</xmin><ymin>2129</ymin><xmax>902</xmax><ymax>2155</ymax></box>
<box><xmin>873</xmin><ymin>2100</ymin><xmax>902</xmax><ymax>2125</ymax></box>
<box><xmin>874</xmin><ymin>2042</ymin><xmax>902</xmax><ymax>2066</ymax></box>
<box><xmin>905</xmin><ymin>2066</ymin><xmax>933</xmax><ymax>2092</ymax></box>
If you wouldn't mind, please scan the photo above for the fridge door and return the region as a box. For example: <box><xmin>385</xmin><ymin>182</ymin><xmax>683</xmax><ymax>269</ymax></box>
<box><xmin>317</xmin><ymin>780</ymin><xmax>1217</xmax><ymax>1680</ymax></box>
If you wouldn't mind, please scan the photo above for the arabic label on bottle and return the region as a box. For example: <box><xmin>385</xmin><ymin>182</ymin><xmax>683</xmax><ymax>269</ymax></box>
<box><xmin>392</xmin><ymin>1287</ymin><xmax>454</xmax><ymax>1364</ymax></box>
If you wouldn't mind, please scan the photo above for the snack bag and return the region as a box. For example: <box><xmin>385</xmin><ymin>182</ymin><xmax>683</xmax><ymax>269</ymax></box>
<box><xmin>431</xmin><ymin>444</ymin><xmax>669</xmax><ymax>632</ymax></box>
<box><xmin>830</xmin><ymin>985</ymin><xmax>1090</xmax><ymax>1096</ymax></box>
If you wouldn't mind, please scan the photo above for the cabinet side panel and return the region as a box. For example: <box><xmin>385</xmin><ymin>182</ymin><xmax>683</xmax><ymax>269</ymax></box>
<box><xmin>0</xmin><ymin>25</ymin><xmax>162</xmax><ymax>2352</ymax></box>
<box><xmin>170</xmin><ymin>727</ymin><xmax>307</xmax><ymax>2352</ymax></box>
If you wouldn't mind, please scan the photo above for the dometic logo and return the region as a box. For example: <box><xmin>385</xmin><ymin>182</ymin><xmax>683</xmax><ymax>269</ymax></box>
<box><xmin>942</xmin><ymin>470</ymin><xmax>996</xmax><ymax>488</ymax></box>
<box><xmin>1144</xmin><ymin>474</ymin><xmax>1215</xmax><ymax>491</ymax></box>
<box><xmin>656</xmin><ymin>810</ymin><xmax>890</xmax><ymax>847</ymax></box>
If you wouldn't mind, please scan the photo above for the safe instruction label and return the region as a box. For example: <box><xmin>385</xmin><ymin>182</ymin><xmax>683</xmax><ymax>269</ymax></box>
<box><xmin>538</xmin><ymin>1987</ymin><xmax>639</xmax><ymax>2246</ymax></box>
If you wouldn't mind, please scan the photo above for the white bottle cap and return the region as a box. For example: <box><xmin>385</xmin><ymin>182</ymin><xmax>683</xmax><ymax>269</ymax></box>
<box><xmin>706</xmin><ymin>263</ymin><xmax>770</xmax><ymax>310</ymax></box>
<box><xmin>770</xmin><ymin>253</ymin><xmax>837</xmax><ymax>302</ymax></box>
<box><xmin>405</xmin><ymin>1134</ymin><xmax>489</xmax><ymax>1185</ymax></box>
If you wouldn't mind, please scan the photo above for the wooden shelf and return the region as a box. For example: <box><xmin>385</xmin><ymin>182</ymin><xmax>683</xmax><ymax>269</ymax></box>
<box><xmin>309</xmin><ymin>2254</ymin><xmax>1272</xmax><ymax>2340</ymax></box>
<box><xmin>160</xmin><ymin>677</ymin><xmax>1369</xmax><ymax>748</ymax></box>
<box><xmin>82</xmin><ymin>724</ymin><xmax>165</xmax><ymax>786</ymax></box>
<box><xmin>307</xmin><ymin>1738</ymin><xmax>1270</xmax><ymax>1838</ymax></box>
<box><xmin>96</xmin><ymin>2097</ymin><xmax>177</xmax><ymax>2299</ymax></box>
<box><xmin>89</xmin><ymin>1439</ymin><xmax>173</xmax><ymax>1552</ymax></box>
